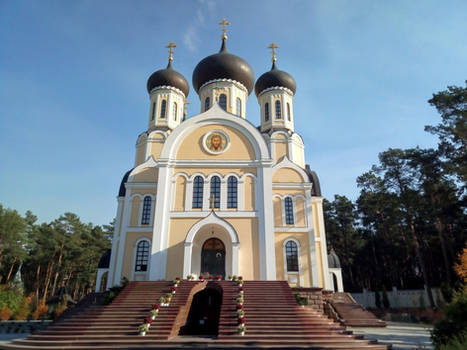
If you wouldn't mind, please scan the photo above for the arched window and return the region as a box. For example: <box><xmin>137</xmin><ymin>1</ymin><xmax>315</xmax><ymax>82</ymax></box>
<box><xmin>227</xmin><ymin>176</ymin><xmax>238</xmax><ymax>208</ymax></box>
<box><xmin>287</xmin><ymin>103</ymin><xmax>291</xmax><ymax>121</ymax></box>
<box><xmin>275</xmin><ymin>100</ymin><xmax>281</xmax><ymax>119</ymax></box>
<box><xmin>219</xmin><ymin>94</ymin><xmax>227</xmax><ymax>111</ymax></box>
<box><xmin>135</xmin><ymin>240</ymin><xmax>150</xmax><ymax>271</ymax></box>
<box><xmin>236</xmin><ymin>97</ymin><xmax>241</xmax><ymax>116</ymax></box>
<box><xmin>192</xmin><ymin>176</ymin><xmax>204</xmax><ymax>209</ymax></box>
<box><xmin>151</xmin><ymin>102</ymin><xmax>155</xmax><ymax>120</ymax></box>
<box><xmin>210</xmin><ymin>176</ymin><xmax>220</xmax><ymax>209</ymax></box>
<box><xmin>285</xmin><ymin>240</ymin><xmax>299</xmax><ymax>272</ymax></box>
<box><xmin>160</xmin><ymin>100</ymin><xmax>167</xmax><ymax>119</ymax></box>
<box><xmin>284</xmin><ymin>197</ymin><xmax>294</xmax><ymax>225</ymax></box>
<box><xmin>173</xmin><ymin>102</ymin><xmax>177</xmax><ymax>121</ymax></box>
<box><xmin>265</xmin><ymin>102</ymin><xmax>270</xmax><ymax>121</ymax></box>
<box><xmin>205</xmin><ymin>97</ymin><xmax>210</xmax><ymax>111</ymax></box>
<box><xmin>141</xmin><ymin>196</ymin><xmax>151</xmax><ymax>225</ymax></box>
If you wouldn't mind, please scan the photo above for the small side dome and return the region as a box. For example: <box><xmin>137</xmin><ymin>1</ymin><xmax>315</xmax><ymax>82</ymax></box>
<box><xmin>255</xmin><ymin>62</ymin><xmax>296</xmax><ymax>97</ymax></box>
<box><xmin>147</xmin><ymin>61</ymin><xmax>189</xmax><ymax>97</ymax></box>
<box><xmin>328</xmin><ymin>249</ymin><xmax>341</xmax><ymax>268</ymax></box>
<box><xmin>118</xmin><ymin>168</ymin><xmax>133</xmax><ymax>197</ymax></box>
<box><xmin>98</xmin><ymin>249</ymin><xmax>111</xmax><ymax>269</ymax></box>
<box><xmin>192</xmin><ymin>39</ymin><xmax>255</xmax><ymax>95</ymax></box>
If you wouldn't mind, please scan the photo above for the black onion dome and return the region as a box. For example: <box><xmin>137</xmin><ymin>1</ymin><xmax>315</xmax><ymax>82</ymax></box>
<box><xmin>255</xmin><ymin>62</ymin><xmax>296</xmax><ymax>97</ymax></box>
<box><xmin>98</xmin><ymin>249</ymin><xmax>111</xmax><ymax>269</ymax></box>
<box><xmin>147</xmin><ymin>61</ymin><xmax>189</xmax><ymax>97</ymax></box>
<box><xmin>192</xmin><ymin>40</ymin><xmax>255</xmax><ymax>95</ymax></box>
<box><xmin>118</xmin><ymin>168</ymin><xmax>133</xmax><ymax>197</ymax></box>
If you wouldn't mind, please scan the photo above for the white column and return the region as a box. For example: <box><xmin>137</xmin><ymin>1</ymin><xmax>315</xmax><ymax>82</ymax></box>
<box><xmin>202</xmin><ymin>177</ymin><xmax>210</xmax><ymax>211</ymax></box>
<box><xmin>314</xmin><ymin>197</ymin><xmax>332</xmax><ymax>290</ymax></box>
<box><xmin>257</xmin><ymin>165</ymin><xmax>276</xmax><ymax>280</ymax></box>
<box><xmin>305</xmin><ymin>189</ymin><xmax>319</xmax><ymax>287</ymax></box>
<box><xmin>185</xmin><ymin>179</ymin><xmax>193</xmax><ymax>211</ymax></box>
<box><xmin>106</xmin><ymin>197</ymin><xmax>124</xmax><ymax>289</ymax></box>
<box><xmin>220</xmin><ymin>178</ymin><xmax>227</xmax><ymax>211</ymax></box>
<box><xmin>114</xmin><ymin>193</ymin><xmax>132</xmax><ymax>285</ymax></box>
<box><xmin>183</xmin><ymin>242</ymin><xmax>192</xmax><ymax>278</ymax></box>
<box><xmin>237</xmin><ymin>180</ymin><xmax>245</xmax><ymax>210</ymax></box>
<box><xmin>149</xmin><ymin>164</ymin><xmax>172</xmax><ymax>280</ymax></box>
<box><xmin>232</xmin><ymin>242</ymin><xmax>239</xmax><ymax>276</ymax></box>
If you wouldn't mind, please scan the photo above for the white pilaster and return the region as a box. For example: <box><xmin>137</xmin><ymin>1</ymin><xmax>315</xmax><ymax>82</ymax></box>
<box><xmin>314</xmin><ymin>196</ymin><xmax>332</xmax><ymax>290</ymax></box>
<box><xmin>183</xmin><ymin>242</ymin><xmax>192</xmax><ymax>278</ymax></box>
<box><xmin>106</xmin><ymin>197</ymin><xmax>124</xmax><ymax>289</ymax></box>
<box><xmin>232</xmin><ymin>242</ymin><xmax>239</xmax><ymax>275</ymax></box>
<box><xmin>114</xmin><ymin>193</ymin><xmax>132</xmax><ymax>285</ymax></box>
<box><xmin>220</xmin><ymin>178</ymin><xmax>227</xmax><ymax>211</ymax></box>
<box><xmin>237</xmin><ymin>180</ymin><xmax>245</xmax><ymax>210</ymax></box>
<box><xmin>257</xmin><ymin>165</ymin><xmax>276</xmax><ymax>280</ymax></box>
<box><xmin>305</xmin><ymin>190</ymin><xmax>319</xmax><ymax>287</ymax></box>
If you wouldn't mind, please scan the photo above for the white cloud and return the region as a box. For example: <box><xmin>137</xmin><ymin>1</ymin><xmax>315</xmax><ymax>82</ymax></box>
<box><xmin>183</xmin><ymin>0</ymin><xmax>217</xmax><ymax>53</ymax></box>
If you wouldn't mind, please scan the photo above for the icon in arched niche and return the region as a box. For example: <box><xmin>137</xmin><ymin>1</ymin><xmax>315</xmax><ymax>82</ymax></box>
<box><xmin>203</xmin><ymin>130</ymin><xmax>230</xmax><ymax>154</ymax></box>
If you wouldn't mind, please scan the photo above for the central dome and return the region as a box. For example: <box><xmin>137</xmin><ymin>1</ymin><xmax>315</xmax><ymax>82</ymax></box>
<box><xmin>192</xmin><ymin>40</ymin><xmax>255</xmax><ymax>95</ymax></box>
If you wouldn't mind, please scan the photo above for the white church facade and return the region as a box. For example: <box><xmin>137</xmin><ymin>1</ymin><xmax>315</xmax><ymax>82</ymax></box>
<box><xmin>97</xmin><ymin>25</ymin><xmax>340</xmax><ymax>292</ymax></box>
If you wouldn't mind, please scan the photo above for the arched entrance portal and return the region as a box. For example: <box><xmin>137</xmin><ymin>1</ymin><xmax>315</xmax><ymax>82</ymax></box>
<box><xmin>201</xmin><ymin>238</ymin><xmax>225</xmax><ymax>278</ymax></box>
<box><xmin>179</xmin><ymin>286</ymin><xmax>222</xmax><ymax>336</ymax></box>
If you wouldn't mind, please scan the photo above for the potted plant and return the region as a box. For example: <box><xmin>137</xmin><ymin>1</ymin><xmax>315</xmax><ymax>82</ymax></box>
<box><xmin>208</xmin><ymin>274</ymin><xmax>214</xmax><ymax>280</ymax></box>
<box><xmin>237</xmin><ymin>276</ymin><xmax>243</xmax><ymax>287</ymax></box>
<box><xmin>232</xmin><ymin>275</ymin><xmax>238</xmax><ymax>281</ymax></box>
<box><xmin>151</xmin><ymin>303</ymin><xmax>160</xmax><ymax>311</ymax></box>
<box><xmin>150</xmin><ymin>309</ymin><xmax>159</xmax><ymax>320</ymax></box>
<box><xmin>187</xmin><ymin>274</ymin><xmax>195</xmax><ymax>280</ymax></box>
<box><xmin>236</xmin><ymin>295</ymin><xmax>244</xmax><ymax>304</ymax></box>
<box><xmin>216</xmin><ymin>274</ymin><xmax>222</xmax><ymax>281</ymax></box>
<box><xmin>236</xmin><ymin>303</ymin><xmax>243</xmax><ymax>310</ymax></box>
<box><xmin>228</xmin><ymin>275</ymin><xmax>232</xmax><ymax>280</ymax></box>
<box><xmin>237</xmin><ymin>324</ymin><xmax>246</xmax><ymax>336</ymax></box>
<box><xmin>238</xmin><ymin>316</ymin><xmax>246</xmax><ymax>326</ymax></box>
<box><xmin>173</xmin><ymin>278</ymin><xmax>181</xmax><ymax>286</ymax></box>
<box><xmin>138</xmin><ymin>323</ymin><xmax>149</xmax><ymax>336</ymax></box>
<box><xmin>236</xmin><ymin>309</ymin><xmax>245</xmax><ymax>317</ymax></box>
<box><xmin>171</xmin><ymin>286</ymin><xmax>177</xmax><ymax>294</ymax></box>
<box><xmin>238</xmin><ymin>286</ymin><xmax>244</xmax><ymax>294</ymax></box>
<box><xmin>199</xmin><ymin>274</ymin><xmax>205</xmax><ymax>281</ymax></box>
<box><xmin>144</xmin><ymin>317</ymin><xmax>153</xmax><ymax>328</ymax></box>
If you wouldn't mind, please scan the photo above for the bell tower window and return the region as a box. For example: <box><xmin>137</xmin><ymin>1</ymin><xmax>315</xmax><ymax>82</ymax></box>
<box><xmin>160</xmin><ymin>100</ymin><xmax>167</xmax><ymax>119</ymax></box>
<box><xmin>141</xmin><ymin>196</ymin><xmax>152</xmax><ymax>225</ymax></box>
<box><xmin>205</xmin><ymin>97</ymin><xmax>210</xmax><ymax>111</ymax></box>
<box><xmin>287</xmin><ymin>103</ymin><xmax>291</xmax><ymax>121</ymax></box>
<box><xmin>219</xmin><ymin>94</ymin><xmax>227</xmax><ymax>111</ymax></box>
<box><xmin>275</xmin><ymin>100</ymin><xmax>281</xmax><ymax>119</ymax></box>
<box><xmin>236</xmin><ymin>97</ymin><xmax>241</xmax><ymax>116</ymax></box>
<box><xmin>265</xmin><ymin>102</ymin><xmax>270</xmax><ymax>121</ymax></box>
<box><xmin>151</xmin><ymin>102</ymin><xmax>155</xmax><ymax>120</ymax></box>
<box><xmin>284</xmin><ymin>197</ymin><xmax>294</xmax><ymax>225</ymax></box>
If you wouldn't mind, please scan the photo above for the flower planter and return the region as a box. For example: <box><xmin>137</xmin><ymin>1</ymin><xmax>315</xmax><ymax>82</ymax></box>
<box><xmin>161</xmin><ymin>303</ymin><xmax>169</xmax><ymax>307</ymax></box>
<box><xmin>139</xmin><ymin>331</ymin><xmax>146</xmax><ymax>336</ymax></box>
<box><xmin>239</xmin><ymin>331</ymin><xmax>245</xmax><ymax>336</ymax></box>
<box><xmin>150</xmin><ymin>315</ymin><xmax>156</xmax><ymax>320</ymax></box>
<box><xmin>172</xmin><ymin>291</ymin><xmax>176</xmax><ymax>294</ymax></box>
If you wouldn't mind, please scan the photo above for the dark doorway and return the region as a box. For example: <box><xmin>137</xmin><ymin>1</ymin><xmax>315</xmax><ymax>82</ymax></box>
<box><xmin>201</xmin><ymin>238</ymin><xmax>225</xmax><ymax>278</ymax></box>
<box><xmin>179</xmin><ymin>287</ymin><xmax>222</xmax><ymax>336</ymax></box>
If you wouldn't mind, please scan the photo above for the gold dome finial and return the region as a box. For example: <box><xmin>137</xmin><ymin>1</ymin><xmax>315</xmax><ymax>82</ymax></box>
<box><xmin>219</xmin><ymin>18</ymin><xmax>230</xmax><ymax>40</ymax></box>
<box><xmin>166</xmin><ymin>41</ymin><xmax>177</xmax><ymax>62</ymax></box>
<box><xmin>268</xmin><ymin>42</ymin><xmax>279</xmax><ymax>63</ymax></box>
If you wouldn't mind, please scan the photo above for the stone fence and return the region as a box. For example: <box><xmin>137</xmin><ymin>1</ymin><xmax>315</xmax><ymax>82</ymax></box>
<box><xmin>352</xmin><ymin>287</ymin><xmax>445</xmax><ymax>308</ymax></box>
<box><xmin>293</xmin><ymin>287</ymin><xmax>324</xmax><ymax>311</ymax></box>
<box><xmin>0</xmin><ymin>320</ymin><xmax>51</xmax><ymax>335</ymax></box>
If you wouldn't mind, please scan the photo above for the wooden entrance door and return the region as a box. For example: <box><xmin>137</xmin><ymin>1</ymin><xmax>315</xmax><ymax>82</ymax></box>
<box><xmin>201</xmin><ymin>238</ymin><xmax>225</xmax><ymax>278</ymax></box>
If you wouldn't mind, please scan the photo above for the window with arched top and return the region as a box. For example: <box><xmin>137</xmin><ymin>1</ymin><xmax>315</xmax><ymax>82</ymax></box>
<box><xmin>160</xmin><ymin>100</ymin><xmax>167</xmax><ymax>119</ymax></box>
<box><xmin>275</xmin><ymin>100</ymin><xmax>281</xmax><ymax>119</ymax></box>
<box><xmin>227</xmin><ymin>176</ymin><xmax>238</xmax><ymax>208</ymax></box>
<box><xmin>210</xmin><ymin>176</ymin><xmax>221</xmax><ymax>209</ymax></box>
<box><xmin>287</xmin><ymin>103</ymin><xmax>291</xmax><ymax>121</ymax></box>
<box><xmin>173</xmin><ymin>102</ymin><xmax>177</xmax><ymax>121</ymax></box>
<box><xmin>141</xmin><ymin>196</ymin><xmax>152</xmax><ymax>225</ymax></box>
<box><xmin>205</xmin><ymin>97</ymin><xmax>210</xmax><ymax>111</ymax></box>
<box><xmin>284</xmin><ymin>197</ymin><xmax>294</xmax><ymax>225</ymax></box>
<box><xmin>236</xmin><ymin>97</ymin><xmax>241</xmax><ymax>116</ymax></box>
<box><xmin>151</xmin><ymin>102</ymin><xmax>155</xmax><ymax>120</ymax></box>
<box><xmin>285</xmin><ymin>240</ymin><xmax>299</xmax><ymax>272</ymax></box>
<box><xmin>219</xmin><ymin>94</ymin><xmax>227</xmax><ymax>111</ymax></box>
<box><xmin>265</xmin><ymin>102</ymin><xmax>270</xmax><ymax>121</ymax></box>
<box><xmin>135</xmin><ymin>240</ymin><xmax>150</xmax><ymax>271</ymax></box>
<box><xmin>192</xmin><ymin>176</ymin><xmax>204</xmax><ymax>209</ymax></box>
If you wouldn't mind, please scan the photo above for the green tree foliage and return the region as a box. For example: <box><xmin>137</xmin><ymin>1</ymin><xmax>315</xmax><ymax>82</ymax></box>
<box><xmin>0</xmin><ymin>208</ymin><xmax>111</xmax><ymax>309</ymax></box>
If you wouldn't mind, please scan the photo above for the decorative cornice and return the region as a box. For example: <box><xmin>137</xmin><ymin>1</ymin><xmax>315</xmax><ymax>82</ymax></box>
<box><xmin>149</xmin><ymin>85</ymin><xmax>186</xmax><ymax>98</ymax></box>
<box><xmin>199</xmin><ymin>78</ymin><xmax>248</xmax><ymax>93</ymax></box>
<box><xmin>258</xmin><ymin>86</ymin><xmax>294</xmax><ymax>98</ymax></box>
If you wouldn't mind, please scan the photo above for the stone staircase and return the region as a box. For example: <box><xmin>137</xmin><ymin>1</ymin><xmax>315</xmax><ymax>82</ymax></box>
<box><xmin>328</xmin><ymin>292</ymin><xmax>387</xmax><ymax>327</ymax></box>
<box><xmin>1</xmin><ymin>280</ymin><xmax>389</xmax><ymax>349</ymax></box>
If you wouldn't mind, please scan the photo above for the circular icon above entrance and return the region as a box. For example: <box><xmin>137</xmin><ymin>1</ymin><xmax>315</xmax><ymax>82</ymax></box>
<box><xmin>202</xmin><ymin>130</ymin><xmax>230</xmax><ymax>155</ymax></box>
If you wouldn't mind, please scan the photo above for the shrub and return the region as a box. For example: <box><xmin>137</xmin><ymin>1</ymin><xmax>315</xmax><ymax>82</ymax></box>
<box><xmin>0</xmin><ymin>306</ymin><xmax>12</xmax><ymax>321</ymax></box>
<box><xmin>12</xmin><ymin>296</ymin><xmax>32</xmax><ymax>320</ymax></box>
<box><xmin>437</xmin><ymin>332</ymin><xmax>467</xmax><ymax>350</ymax></box>
<box><xmin>440</xmin><ymin>282</ymin><xmax>453</xmax><ymax>303</ymax></box>
<box><xmin>31</xmin><ymin>301</ymin><xmax>48</xmax><ymax>320</ymax></box>
<box><xmin>103</xmin><ymin>278</ymin><xmax>129</xmax><ymax>305</ymax></box>
<box><xmin>0</xmin><ymin>285</ymin><xmax>23</xmax><ymax>315</ymax></box>
<box><xmin>53</xmin><ymin>300</ymin><xmax>68</xmax><ymax>318</ymax></box>
<box><xmin>432</xmin><ymin>289</ymin><xmax>467</xmax><ymax>348</ymax></box>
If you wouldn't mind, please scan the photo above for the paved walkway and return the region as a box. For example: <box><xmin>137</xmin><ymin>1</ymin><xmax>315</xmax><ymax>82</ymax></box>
<box><xmin>349</xmin><ymin>322</ymin><xmax>434</xmax><ymax>349</ymax></box>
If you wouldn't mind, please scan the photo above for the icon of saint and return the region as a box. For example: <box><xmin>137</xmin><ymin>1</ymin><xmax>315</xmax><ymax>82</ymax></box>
<box><xmin>209</xmin><ymin>134</ymin><xmax>223</xmax><ymax>152</ymax></box>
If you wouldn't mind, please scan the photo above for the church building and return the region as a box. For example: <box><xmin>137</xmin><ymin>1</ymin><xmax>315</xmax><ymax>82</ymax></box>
<box><xmin>98</xmin><ymin>23</ymin><xmax>335</xmax><ymax>292</ymax></box>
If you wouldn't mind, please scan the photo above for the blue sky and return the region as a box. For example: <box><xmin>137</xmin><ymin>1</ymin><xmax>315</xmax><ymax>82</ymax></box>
<box><xmin>1</xmin><ymin>0</ymin><xmax>466</xmax><ymax>226</ymax></box>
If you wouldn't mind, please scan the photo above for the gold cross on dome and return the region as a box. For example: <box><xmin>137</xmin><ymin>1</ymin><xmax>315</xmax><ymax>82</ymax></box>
<box><xmin>209</xmin><ymin>194</ymin><xmax>217</xmax><ymax>210</ymax></box>
<box><xmin>268</xmin><ymin>42</ymin><xmax>279</xmax><ymax>62</ymax></box>
<box><xmin>219</xmin><ymin>18</ymin><xmax>230</xmax><ymax>39</ymax></box>
<box><xmin>166</xmin><ymin>41</ymin><xmax>177</xmax><ymax>61</ymax></box>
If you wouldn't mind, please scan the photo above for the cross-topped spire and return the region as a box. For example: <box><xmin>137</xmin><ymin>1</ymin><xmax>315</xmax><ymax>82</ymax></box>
<box><xmin>166</xmin><ymin>41</ymin><xmax>177</xmax><ymax>62</ymax></box>
<box><xmin>219</xmin><ymin>18</ymin><xmax>230</xmax><ymax>40</ymax></box>
<box><xmin>268</xmin><ymin>42</ymin><xmax>279</xmax><ymax>63</ymax></box>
